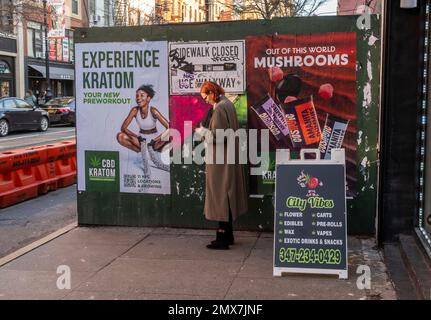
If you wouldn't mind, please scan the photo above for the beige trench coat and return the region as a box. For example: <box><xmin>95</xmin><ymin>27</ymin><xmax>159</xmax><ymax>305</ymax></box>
<box><xmin>202</xmin><ymin>95</ymin><xmax>248</xmax><ymax>222</ymax></box>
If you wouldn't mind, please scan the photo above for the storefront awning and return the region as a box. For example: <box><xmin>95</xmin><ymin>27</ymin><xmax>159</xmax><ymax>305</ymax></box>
<box><xmin>29</xmin><ymin>64</ymin><xmax>74</xmax><ymax>81</ymax></box>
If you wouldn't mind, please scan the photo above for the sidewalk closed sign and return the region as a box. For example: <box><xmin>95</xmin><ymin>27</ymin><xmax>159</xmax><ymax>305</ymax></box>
<box><xmin>273</xmin><ymin>149</ymin><xmax>348</xmax><ymax>279</ymax></box>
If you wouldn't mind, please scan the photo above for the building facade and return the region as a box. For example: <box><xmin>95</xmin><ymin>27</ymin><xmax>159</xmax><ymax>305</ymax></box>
<box><xmin>0</xmin><ymin>33</ymin><xmax>18</xmax><ymax>98</ymax></box>
<box><xmin>89</xmin><ymin>0</ymin><xmax>115</xmax><ymax>26</ymax></box>
<box><xmin>0</xmin><ymin>0</ymin><xmax>23</xmax><ymax>98</ymax></box>
<box><xmin>155</xmin><ymin>0</ymin><xmax>205</xmax><ymax>23</ymax></box>
<box><xmin>128</xmin><ymin>0</ymin><xmax>155</xmax><ymax>25</ymax></box>
<box><xmin>23</xmin><ymin>0</ymin><xmax>88</xmax><ymax>100</ymax></box>
<box><xmin>238</xmin><ymin>0</ymin><xmax>292</xmax><ymax>20</ymax></box>
<box><xmin>337</xmin><ymin>0</ymin><xmax>382</xmax><ymax>15</ymax></box>
<box><xmin>89</xmin><ymin>0</ymin><xmax>235</xmax><ymax>26</ymax></box>
<box><xmin>154</xmin><ymin>0</ymin><xmax>233</xmax><ymax>23</ymax></box>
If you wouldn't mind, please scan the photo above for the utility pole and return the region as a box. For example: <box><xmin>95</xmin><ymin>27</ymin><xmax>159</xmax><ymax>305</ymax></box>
<box><xmin>42</xmin><ymin>0</ymin><xmax>51</xmax><ymax>101</ymax></box>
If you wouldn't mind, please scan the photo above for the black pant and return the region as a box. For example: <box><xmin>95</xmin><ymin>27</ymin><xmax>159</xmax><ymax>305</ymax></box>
<box><xmin>218</xmin><ymin>209</ymin><xmax>233</xmax><ymax>233</ymax></box>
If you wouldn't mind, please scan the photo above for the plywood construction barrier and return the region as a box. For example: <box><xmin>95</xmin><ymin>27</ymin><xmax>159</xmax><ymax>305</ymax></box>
<box><xmin>75</xmin><ymin>16</ymin><xmax>382</xmax><ymax>234</ymax></box>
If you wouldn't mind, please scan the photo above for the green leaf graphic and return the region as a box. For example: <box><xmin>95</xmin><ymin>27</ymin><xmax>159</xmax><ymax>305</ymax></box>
<box><xmin>90</xmin><ymin>156</ymin><xmax>101</xmax><ymax>167</ymax></box>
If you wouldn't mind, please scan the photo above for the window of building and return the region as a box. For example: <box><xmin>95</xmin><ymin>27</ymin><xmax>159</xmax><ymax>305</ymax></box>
<box><xmin>0</xmin><ymin>81</ymin><xmax>10</xmax><ymax>98</ymax></box>
<box><xmin>56</xmin><ymin>81</ymin><xmax>63</xmax><ymax>96</ymax></box>
<box><xmin>104</xmin><ymin>0</ymin><xmax>111</xmax><ymax>26</ymax></box>
<box><xmin>62</xmin><ymin>36</ymin><xmax>69</xmax><ymax>61</ymax></box>
<box><xmin>0</xmin><ymin>60</ymin><xmax>11</xmax><ymax>74</ymax></box>
<box><xmin>26</xmin><ymin>22</ymin><xmax>44</xmax><ymax>59</ymax></box>
<box><xmin>35</xmin><ymin>28</ymin><xmax>43</xmax><ymax>58</ymax></box>
<box><xmin>69</xmin><ymin>30</ymin><xmax>74</xmax><ymax>62</ymax></box>
<box><xmin>56</xmin><ymin>39</ymin><xmax>63</xmax><ymax>61</ymax></box>
<box><xmin>0</xmin><ymin>0</ymin><xmax>14</xmax><ymax>34</ymax></box>
<box><xmin>72</xmin><ymin>0</ymin><xmax>79</xmax><ymax>15</ymax></box>
<box><xmin>90</xmin><ymin>0</ymin><xmax>95</xmax><ymax>15</ymax></box>
<box><xmin>31</xmin><ymin>28</ymin><xmax>74</xmax><ymax>63</ymax></box>
<box><xmin>27</xmin><ymin>29</ymin><xmax>34</xmax><ymax>57</ymax></box>
<box><xmin>59</xmin><ymin>29</ymin><xmax>74</xmax><ymax>62</ymax></box>
<box><xmin>49</xmin><ymin>39</ymin><xmax>56</xmax><ymax>61</ymax></box>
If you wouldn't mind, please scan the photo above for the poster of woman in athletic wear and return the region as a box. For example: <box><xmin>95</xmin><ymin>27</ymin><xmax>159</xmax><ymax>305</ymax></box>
<box><xmin>76</xmin><ymin>41</ymin><xmax>170</xmax><ymax>195</ymax></box>
<box><xmin>117</xmin><ymin>84</ymin><xmax>170</xmax><ymax>177</ymax></box>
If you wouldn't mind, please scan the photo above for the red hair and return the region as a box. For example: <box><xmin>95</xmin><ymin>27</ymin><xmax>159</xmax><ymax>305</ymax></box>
<box><xmin>200</xmin><ymin>81</ymin><xmax>225</xmax><ymax>102</ymax></box>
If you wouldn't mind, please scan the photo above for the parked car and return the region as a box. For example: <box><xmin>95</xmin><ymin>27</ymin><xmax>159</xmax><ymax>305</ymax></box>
<box><xmin>41</xmin><ymin>97</ymin><xmax>75</xmax><ymax>126</ymax></box>
<box><xmin>0</xmin><ymin>97</ymin><xmax>50</xmax><ymax>137</ymax></box>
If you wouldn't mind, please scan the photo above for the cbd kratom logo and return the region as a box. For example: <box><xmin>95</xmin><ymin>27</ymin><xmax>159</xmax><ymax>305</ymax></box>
<box><xmin>88</xmin><ymin>157</ymin><xmax>116</xmax><ymax>181</ymax></box>
<box><xmin>85</xmin><ymin>151</ymin><xmax>119</xmax><ymax>192</ymax></box>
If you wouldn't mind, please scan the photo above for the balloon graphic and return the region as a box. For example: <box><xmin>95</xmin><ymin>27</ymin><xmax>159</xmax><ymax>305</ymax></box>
<box><xmin>318</xmin><ymin>83</ymin><xmax>334</xmax><ymax>100</ymax></box>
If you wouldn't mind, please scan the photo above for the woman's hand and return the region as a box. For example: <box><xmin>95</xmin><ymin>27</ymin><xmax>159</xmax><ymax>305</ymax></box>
<box><xmin>195</xmin><ymin>123</ymin><xmax>203</xmax><ymax>134</ymax></box>
<box><xmin>195</xmin><ymin>124</ymin><xmax>211</xmax><ymax>142</ymax></box>
<box><xmin>160</xmin><ymin>128</ymin><xmax>170</xmax><ymax>140</ymax></box>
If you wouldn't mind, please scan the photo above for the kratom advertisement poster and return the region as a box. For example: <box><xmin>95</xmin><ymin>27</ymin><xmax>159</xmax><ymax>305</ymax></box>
<box><xmin>75</xmin><ymin>41</ymin><xmax>171</xmax><ymax>195</ymax></box>
<box><xmin>246</xmin><ymin>32</ymin><xmax>357</xmax><ymax>198</ymax></box>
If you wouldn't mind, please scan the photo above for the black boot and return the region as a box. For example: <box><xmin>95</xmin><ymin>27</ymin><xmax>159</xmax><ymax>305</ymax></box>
<box><xmin>211</xmin><ymin>230</ymin><xmax>234</xmax><ymax>245</ymax></box>
<box><xmin>226</xmin><ymin>223</ymin><xmax>234</xmax><ymax>245</ymax></box>
<box><xmin>213</xmin><ymin>214</ymin><xmax>234</xmax><ymax>246</ymax></box>
<box><xmin>227</xmin><ymin>231</ymin><xmax>234</xmax><ymax>245</ymax></box>
<box><xmin>206</xmin><ymin>231</ymin><xmax>230</xmax><ymax>250</ymax></box>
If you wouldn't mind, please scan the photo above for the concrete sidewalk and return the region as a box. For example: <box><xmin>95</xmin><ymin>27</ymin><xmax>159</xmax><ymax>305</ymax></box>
<box><xmin>0</xmin><ymin>227</ymin><xmax>396</xmax><ymax>300</ymax></box>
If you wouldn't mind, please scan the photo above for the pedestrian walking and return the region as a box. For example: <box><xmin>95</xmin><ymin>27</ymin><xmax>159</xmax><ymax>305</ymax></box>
<box><xmin>195</xmin><ymin>81</ymin><xmax>248</xmax><ymax>250</ymax></box>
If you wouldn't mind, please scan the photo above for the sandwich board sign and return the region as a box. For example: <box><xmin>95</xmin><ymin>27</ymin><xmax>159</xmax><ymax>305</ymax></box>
<box><xmin>273</xmin><ymin>149</ymin><xmax>348</xmax><ymax>279</ymax></box>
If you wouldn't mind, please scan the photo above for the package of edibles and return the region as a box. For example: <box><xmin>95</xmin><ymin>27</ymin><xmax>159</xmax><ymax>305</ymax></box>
<box><xmin>282</xmin><ymin>96</ymin><xmax>322</xmax><ymax>148</ymax></box>
<box><xmin>251</xmin><ymin>94</ymin><xmax>289</xmax><ymax>141</ymax></box>
<box><xmin>318</xmin><ymin>114</ymin><xmax>349</xmax><ymax>160</ymax></box>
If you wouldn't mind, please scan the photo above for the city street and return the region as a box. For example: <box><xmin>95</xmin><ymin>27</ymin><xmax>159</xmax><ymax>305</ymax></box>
<box><xmin>0</xmin><ymin>124</ymin><xmax>77</xmax><ymax>259</ymax></box>
<box><xmin>0</xmin><ymin>185</ymin><xmax>76</xmax><ymax>259</ymax></box>
<box><xmin>0</xmin><ymin>126</ymin><xmax>76</xmax><ymax>151</ymax></box>
<box><xmin>0</xmin><ymin>0</ymin><xmax>430</xmax><ymax>304</ymax></box>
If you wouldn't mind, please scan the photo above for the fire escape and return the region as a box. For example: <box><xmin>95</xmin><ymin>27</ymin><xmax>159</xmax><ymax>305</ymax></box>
<box><xmin>113</xmin><ymin>0</ymin><xmax>129</xmax><ymax>26</ymax></box>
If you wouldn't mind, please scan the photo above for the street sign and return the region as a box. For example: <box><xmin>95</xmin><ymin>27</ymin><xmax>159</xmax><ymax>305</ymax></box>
<box><xmin>273</xmin><ymin>149</ymin><xmax>348</xmax><ymax>279</ymax></box>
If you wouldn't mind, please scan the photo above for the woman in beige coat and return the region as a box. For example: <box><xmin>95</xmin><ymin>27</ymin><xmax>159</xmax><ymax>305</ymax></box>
<box><xmin>195</xmin><ymin>81</ymin><xmax>248</xmax><ymax>250</ymax></box>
